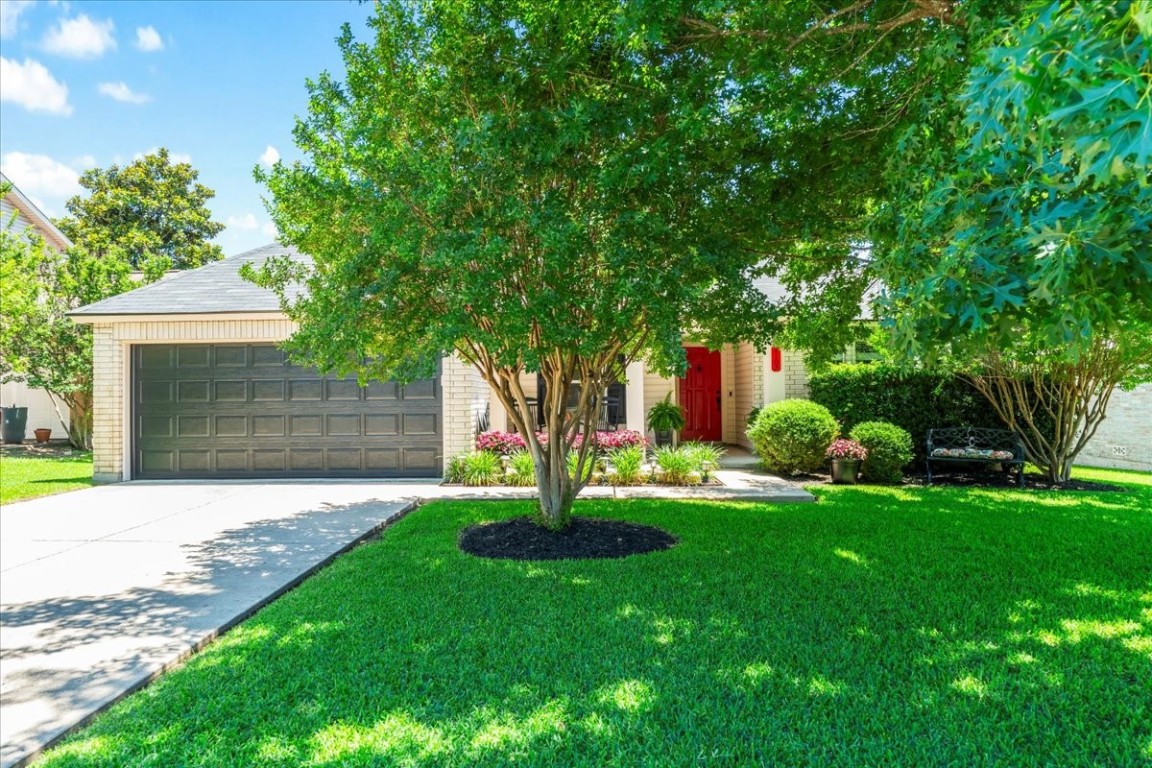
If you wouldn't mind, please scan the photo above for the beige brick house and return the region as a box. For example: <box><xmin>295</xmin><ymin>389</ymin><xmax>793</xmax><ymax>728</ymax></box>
<box><xmin>70</xmin><ymin>243</ymin><xmax>810</xmax><ymax>482</ymax></box>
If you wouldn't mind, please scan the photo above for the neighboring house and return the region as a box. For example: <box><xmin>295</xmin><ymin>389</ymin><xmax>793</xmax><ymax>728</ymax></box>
<box><xmin>69</xmin><ymin>243</ymin><xmax>810</xmax><ymax>482</ymax></box>
<box><xmin>1</xmin><ymin>171</ymin><xmax>73</xmax><ymax>437</ymax></box>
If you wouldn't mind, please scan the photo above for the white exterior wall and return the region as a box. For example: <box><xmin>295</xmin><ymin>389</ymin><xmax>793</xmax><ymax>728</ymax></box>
<box><xmin>1077</xmin><ymin>384</ymin><xmax>1152</xmax><ymax>471</ymax></box>
<box><xmin>0</xmin><ymin>381</ymin><xmax>69</xmax><ymax>437</ymax></box>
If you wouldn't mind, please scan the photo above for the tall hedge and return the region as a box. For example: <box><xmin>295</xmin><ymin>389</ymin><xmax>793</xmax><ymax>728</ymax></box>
<box><xmin>808</xmin><ymin>364</ymin><xmax>1006</xmax><ymax>462</ymax></box>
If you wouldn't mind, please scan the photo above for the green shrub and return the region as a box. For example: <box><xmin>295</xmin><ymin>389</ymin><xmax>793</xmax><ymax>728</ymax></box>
<box><xmin>653</xmin><ymin>445</ymin><xmax>701</xmax><ymax>485</ymax></box>
<box><xmin>747</xmin><ymin>399</ymin><xmax>839</xmax><ymax>475</ymax></box>
<box><xmin>680</xmin><ymin>442</ymin><xmax>725</xmax><ymax>481</ymax></box>
<box><xmin>849</xmin><ymin>421</ymin><xmax>913</xmax><ymax>483</ymax></box>
<box><xmin>808</xmin><ymin>364</ymin><xmax>1006</xmax><ymax>462</ymax></box>
<box><xmin>447</xmin><ymin>451</ymin><xmax>503</xmax><ymax>486</ymax></box>
<box><xmin>505</xmin><ymin>450</ymin><xmax>537</xmax><ymax>487</ymax></box>
<box><xmin>605</xmin><ymin>444</ymin><xmax>647</xmax><ymax>486</ymax></box>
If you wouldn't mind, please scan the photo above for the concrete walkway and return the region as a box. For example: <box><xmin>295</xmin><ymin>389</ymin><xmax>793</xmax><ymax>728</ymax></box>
<box><xmin>1</xmin><ymin>466</ymin><xmax>808</xmax><ymax>767</ymax></box>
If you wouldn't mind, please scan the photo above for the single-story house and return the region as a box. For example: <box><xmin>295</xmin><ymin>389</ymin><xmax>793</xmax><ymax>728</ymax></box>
<box><xmin>1</xmin><ymin>171</ymin><xmax>73</xmax><ymax>438</ymax></box>
<box><xmin>70</xmin><ymin>243</ymin><xmax>815</xmax><ymax>482</ymax></box>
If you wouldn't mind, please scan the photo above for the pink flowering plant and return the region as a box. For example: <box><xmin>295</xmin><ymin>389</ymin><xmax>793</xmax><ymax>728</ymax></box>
<box><xmin>826</xmin><ymin>438</ymin><xmax>868</xmax><ymax>461</ymax></box>
<box><xmin>475</xmin><ymin>431</ymin><xmax>527</xmax><ymax>454</ymax></box>
<box><xmin>479</xmin><ymin>429</ymin><xmax>645</xmax><ymax>454</ymax></box>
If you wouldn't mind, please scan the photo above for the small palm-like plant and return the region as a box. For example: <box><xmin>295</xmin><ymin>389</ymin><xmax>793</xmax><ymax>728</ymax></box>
<box><xmin>605</xmin><ymin>444</ymin><xmax>647</xmax><ymax>486</ymax></box>
<box><xmin>653</xmin><ymin>445</ymin><xmax>701</xmax><ymax>485</ymax></box>
<box><xmin>460</xmin><ymin>451</ymin><xmax>503</xmax><ymax>486</ymax></box>
<box><xmin>505</xmin><ymin>450</ymin><xmax>537</xmax><ymax>487</ymax></box>
<box><xmin>681</xmin><ymin>442</ymin><xmax>725</xmax><ymax>481</ymax></box>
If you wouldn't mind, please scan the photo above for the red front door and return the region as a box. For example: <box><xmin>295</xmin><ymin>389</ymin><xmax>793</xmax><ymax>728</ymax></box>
<box><xmin>679</xmin><ymin>347</ymin><xmax>722</xmax><ymax>442</ymax></box>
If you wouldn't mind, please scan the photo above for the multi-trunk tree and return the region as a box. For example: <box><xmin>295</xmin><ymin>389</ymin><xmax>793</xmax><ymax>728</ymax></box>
<box><xmin>250</xmin><ymin>1</ymin><xmax>784</xmax><ymax>529</ymax></box>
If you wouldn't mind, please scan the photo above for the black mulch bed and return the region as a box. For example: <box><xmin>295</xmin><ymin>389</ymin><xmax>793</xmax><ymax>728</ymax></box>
<box><xmin>459</xmin><ymin>516</ymin><xmax>679</xmax><ymax>561</ymax></box>
<box><xmin>907</xmin><ymin>472</ymin><xmax>1125</xmax><ymax>493</ymax></box>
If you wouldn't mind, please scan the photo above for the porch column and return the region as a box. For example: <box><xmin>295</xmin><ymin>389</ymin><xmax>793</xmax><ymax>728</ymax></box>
<box><xmin>764</xmin><ymin>346</ymin><xmax>787</xmax><ymax>404</ymax></box>
<box><xmin>625</xmin><ymin>360</ymin><xmax>645</xmax><ymax>433</ymax></box>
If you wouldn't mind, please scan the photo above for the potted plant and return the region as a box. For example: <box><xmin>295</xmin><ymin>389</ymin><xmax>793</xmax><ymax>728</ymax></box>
<box><xmin>646</xmin><ymin>394</ymin><xmax>684</xmax><ymax>448</ymax></box>
<box><xmin>2</xmin><ymin>406</ymin><xmax>28</xmax><ymax>444</ymax></box>
<box><xmin>827</xmin><ymin>438</ymin><xmax>868</xmax><ymax>484</ymax></box>
<box><xmin>34</xmin><ymin>428</ymin><xmax>52</xmax><ymax>443</ymax></box>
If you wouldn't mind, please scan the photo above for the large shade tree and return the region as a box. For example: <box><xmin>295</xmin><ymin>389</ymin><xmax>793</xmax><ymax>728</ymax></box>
<box><xmin>251</xmin><ymin>0</ymin><xmax>786</xmax><ymax>528</ymax></box>
<box><xmin>57</xmin><ymin>148</ymin><xmax>225</xmax><ymax>272</ymax></box>
<box><xmin>0</xmin><ymin>224</ymin><xmax>132</xmax><ymax>448</ymax></box>
<box><xmin>875</xmin><ymin>0</ymin><xmax>1152</xmax><ymax>482</ymax></box>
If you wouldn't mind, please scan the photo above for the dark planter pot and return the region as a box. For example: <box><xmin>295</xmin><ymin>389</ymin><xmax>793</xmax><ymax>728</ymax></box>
<box><xmin>831</xmin><ymin>458</ymin><xmax>861</xmax><ymax>484</ymax></box>
<box><xmin>2</xmin><ymin>407</ymin><xmax>29</xmax><ymax>444</ymax></box>
<box><xmin>654</xmin><ymin>429</ymin><xmax>673</xmax><ymax>447</ymax></box>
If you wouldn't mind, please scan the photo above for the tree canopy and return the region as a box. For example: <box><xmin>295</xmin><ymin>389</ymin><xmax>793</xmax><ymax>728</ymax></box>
<box><xmin>1</xmin><ymin>211</ymin><xmax>133</xmax><ymax>447</ymax></box>
<box><xmin>57</xmin><ymin>148</ymin><xmax>225</xmax><ymax>272</ymax></box>
<box><xmin>252</xmin><ymin>0</ymin><xmax>790</xmax><ymax>527</ymax></box>
<box><xmin>873</xmin><ymin>0</ymin><xmax>1152</xmax><ymax>481</ymax></box>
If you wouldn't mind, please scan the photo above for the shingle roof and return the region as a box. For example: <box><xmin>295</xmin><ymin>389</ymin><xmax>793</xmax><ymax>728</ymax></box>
<box><xmin>69</xmin><ymin>243</ymin><xmax>308</xmax><ymax>317</ymax></box>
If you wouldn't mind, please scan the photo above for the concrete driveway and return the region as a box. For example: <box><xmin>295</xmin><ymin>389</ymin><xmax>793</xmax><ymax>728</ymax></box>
<box><xmin>0</xmin><ymin>481</ymin><xmax>433</xmax><ymax>768</ymax></box>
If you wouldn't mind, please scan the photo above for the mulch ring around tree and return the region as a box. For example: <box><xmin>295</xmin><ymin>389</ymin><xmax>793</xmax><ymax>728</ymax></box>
<box><xmin>459</xmin><ymin>516</ymin><xmax>678</xmax><ymax>561</ymax></box>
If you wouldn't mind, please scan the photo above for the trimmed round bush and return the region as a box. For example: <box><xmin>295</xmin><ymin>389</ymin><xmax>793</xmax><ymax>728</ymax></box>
<box><xmin>849</xmin><ymin>421</ymin><xmax>913</xmax><ymax>483</ymax></box>
<box><xmin>747</xmin><ymin>399</ymin><xmax>839</xmax><ymax>475</ymax></box>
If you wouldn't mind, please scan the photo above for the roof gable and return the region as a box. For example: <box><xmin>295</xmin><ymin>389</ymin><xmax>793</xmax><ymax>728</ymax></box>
<box><xmin>69</xmin><ymin>243</ymin><xmax>307</xmax><ymax>318</ymax></box>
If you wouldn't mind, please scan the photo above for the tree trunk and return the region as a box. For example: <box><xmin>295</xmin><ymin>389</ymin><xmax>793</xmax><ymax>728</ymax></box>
<box><xmin>464</xmin><ymin>345</ymin><xmax>620</xmax><ymax>531</ymax></box>
<box><xmin>965</xmin><ymin>343</ymin><xmax>1127</xmax><ymax>487</ymax></box>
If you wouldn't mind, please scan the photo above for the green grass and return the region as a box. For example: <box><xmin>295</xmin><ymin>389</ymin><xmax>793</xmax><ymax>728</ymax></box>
<box><xmin>40</xmin><ymin>467</ymin><xmax>1152</xmax><ymax>767</ymax></box>
<box><xmin>0</xmin><ymin>452</ymin><xmax>93</xmax><ymax>503</ymax></box>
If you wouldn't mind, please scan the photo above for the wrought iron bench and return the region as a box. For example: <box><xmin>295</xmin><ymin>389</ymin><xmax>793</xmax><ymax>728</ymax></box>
<box><xmin>926</xmin><ymin>427</ymin><xmax>1026</xmax><ymax>487</ymax></box>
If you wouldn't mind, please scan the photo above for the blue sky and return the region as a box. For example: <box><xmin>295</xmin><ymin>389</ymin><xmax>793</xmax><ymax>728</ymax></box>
<box><xmin>0</xmin><ymin>0</ymin><xmax>373</xmax><ymax>254</ymax></box>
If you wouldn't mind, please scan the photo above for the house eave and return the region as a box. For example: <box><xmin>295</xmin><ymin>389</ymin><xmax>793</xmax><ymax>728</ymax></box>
<box><xmin>69</xmin><ymin>310</ymin><xmax>291</xmax><ymax>325</ymax></box>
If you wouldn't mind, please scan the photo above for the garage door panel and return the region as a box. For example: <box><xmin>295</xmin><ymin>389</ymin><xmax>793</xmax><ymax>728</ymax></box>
<box><xmin>288</xmin><ymin>380</ymin><xmax>323</xmax><ymax>401</ymax></box>
<box><xmin>214</xmin><ymin>346</ymin><xmax>248</xmax><ymax>367</ymax></box>
<box><xmin>252</xmin><ymin>380</ymin><xmax>284</xmax><ymax>401</ymax></box>
<box><xmin>134</xmin><ymin>344</ymin><xmax>441</xmax><ymax>478</ymax></box>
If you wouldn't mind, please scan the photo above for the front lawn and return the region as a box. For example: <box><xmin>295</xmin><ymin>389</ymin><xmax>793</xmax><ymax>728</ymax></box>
<box><xmin>0</xmin><ymin>452</ymin><xmax>93</xmax><ymax>504</ymax></box>
<box><xmin>41</xmin><ymin>469</ymin><xmax>1151</xmax><ymax>767</ymax></box>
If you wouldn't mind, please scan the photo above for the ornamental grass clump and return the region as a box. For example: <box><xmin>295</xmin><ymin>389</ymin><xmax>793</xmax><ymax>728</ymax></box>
<box><xmin>505</xmin><ymin>450</ymin><xmax>537</xmax><ymax>487</ymax></box>
<box><xmin>826</xmin><ymin>438</ymin><xmax>868</xmax><ymax>462</ymax></box>
<box><xmin>653</xmin><ymin>445</ymin><xmax>701</xmax><ymax>485</ymax></box>
<box><xmin>446</xmin><ymin>451</ymin><xmax>504</xmax><ymax>486</ymax></box>
<box><xmin>681</xmin><ymin>442</ymin><xmax>725</xmax><ymax>482</ymax></box>
<box><xmin>605</xmin><ymin>444</ymin><xmax>647</xmax><ymax>486</ymax></box>
<box><xmin>747</xmin><ymin>399</ymin><xmax>840</xmax><ymax>475</ymax></box>
<box><xmin>849</xmin><ymin>421</ymin><xmax>913</xmax><ymax>483</ymax></box>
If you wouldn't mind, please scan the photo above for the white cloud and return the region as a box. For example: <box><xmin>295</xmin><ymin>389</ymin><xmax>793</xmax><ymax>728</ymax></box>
<box><xmin>262</xmin><ymin>221</ymin><xmax>278</xmax><ymax>237</ymax></box>
<box><xmin>0</xmin><ymin>0</ymin><xmax>36</xmax><ymax>39</ymax></box>
<box><xmin>98</xmin><ymin>81</ymin><xmax>149</xmax><ymax>104</ymax></box>
<box><xmin>42</xmin><ymin>13</ymin><xmax>115</xmax><ymax>58</ymax></box>
<box><xmin>0</xmin><ymin>151</ymin><xmax>82</xmax><ymax>212</ymax></box>
<box><xmin>72</xmin><ymin>154</ymin><xmax>97</xmax><ymax>168</ymax></box>
<box><xmin>259</xmin><ymin>145</ymin><xmax>279</xmax><ymax>167</ymax></box>
<box><xmin>134</xmin><ymin>25</ymin><xmax>162</xmax><ymax>51</ymax></box>
<box><xmin>0</xmin><ymin>56</ymin><xmax>71</xmax><ymax>115</ymax></box>
<box><xmin>227</xmin><ymin>213</ymin><xmax>260</xmax><ymax>231</ymax></box>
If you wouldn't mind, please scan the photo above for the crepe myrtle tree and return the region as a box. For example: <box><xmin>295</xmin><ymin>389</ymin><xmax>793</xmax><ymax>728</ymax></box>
<box><xmin>876</xmin><ymin>0</ymin><xmax>1152</xmax><ymax>482</ymax></box>
<box><xmin>246</xmin><ymin>0</ymin><xmax>778</xmax><ymax>529</ymax></box>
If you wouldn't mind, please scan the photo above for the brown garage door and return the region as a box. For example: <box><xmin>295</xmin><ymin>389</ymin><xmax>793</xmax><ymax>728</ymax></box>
<box><xmin>133</xmin><ymin>344</ymin><xmax>442</xmax><ymax>479</ymax></box>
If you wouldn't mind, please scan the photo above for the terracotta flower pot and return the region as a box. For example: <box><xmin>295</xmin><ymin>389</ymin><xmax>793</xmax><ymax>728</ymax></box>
<box><xmin>34</xmin><ymin>428</ymin><xmax>52</xmax><ymax>443</ymax></box>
